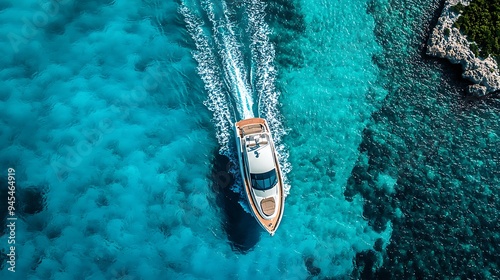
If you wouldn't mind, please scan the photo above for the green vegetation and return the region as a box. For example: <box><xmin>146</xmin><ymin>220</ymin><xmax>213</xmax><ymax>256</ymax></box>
<box><xmin>470</xmin><ymin>42</ymin><xmax>479</xmax><ymax>56</ymax></box>
<box><xmin>444</xmin><ymin>27</ymin><xmax>451</xmax><ymax>36</ymax></box>
<box><xmin>453</xmin><ymin>0</ymin><xmax>500</xmax><ymax>61</ymax></box>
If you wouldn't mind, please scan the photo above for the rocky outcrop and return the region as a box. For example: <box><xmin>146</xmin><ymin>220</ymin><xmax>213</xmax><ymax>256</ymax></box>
<box><xmin>427</xmin><ymin>0</ymin><xmax>500</xmax><ymax>97</ymax></box>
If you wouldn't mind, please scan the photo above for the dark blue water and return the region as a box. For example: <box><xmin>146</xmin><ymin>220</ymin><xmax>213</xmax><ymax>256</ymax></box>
<box><xmin>344</xmin><ymin>0</ymin><xmax>500</xmax><ymax>278</ymax></box>
<box><xmin>0</xmin><ymin>0</ymin><xmax>498</xmax><ymax>278</ymax></box>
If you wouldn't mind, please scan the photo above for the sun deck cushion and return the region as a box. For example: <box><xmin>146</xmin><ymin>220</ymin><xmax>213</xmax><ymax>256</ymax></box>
<box><xmin>247</xmin><ymin>141</ymin><xmax>257</xmax><ymax>147</ymax></box>
<box><xmin>258</xmin><ymin>137</ymin><xmax>268</xmax><ymax>145</ymax></box>
<box><xmin>242</xmin><ymin>124</ymin><xmax>264</xmax><ymax>135</ymax></box>
<box><xmin>261</xmin><ymin>197</ymin><xmax>276</xmax><ymax>216</ymax></box>
<box><xmin>246</xmin><ymin>135</ymin><xmax>269</xmax><ymax>149</ymax></box>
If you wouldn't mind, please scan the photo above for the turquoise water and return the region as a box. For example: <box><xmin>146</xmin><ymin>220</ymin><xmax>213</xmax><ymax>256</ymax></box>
<box><xmin>346</xmin><ymin>0</ymin><xmax>500</xmax><ymax>278</ymax></box>
<box><xmin>0</xmin><ymin>0</ymin><xmax>499</xmax><ymax>279</ymax></box>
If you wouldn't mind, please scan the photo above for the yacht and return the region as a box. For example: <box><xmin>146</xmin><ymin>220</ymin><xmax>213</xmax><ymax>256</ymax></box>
<box><xmin>235</xmin><ymin>118</ymin><xmax>285</xmax><ymax>236</ymax></box>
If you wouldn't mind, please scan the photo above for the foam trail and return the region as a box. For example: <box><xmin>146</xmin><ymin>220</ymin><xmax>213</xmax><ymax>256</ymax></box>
<box><xmin>204</xmin><ymin>0</ymin><xmax>254</xmax><ymax>120</ymax></box>
<box><xmin>223</xmin><ymin>46</ymin><xmax>254</xmax><ymax>119</ymax></box>
<box><xmin>179</xmin><ymin>1</ymin><xmax>250</xmax><ymax>210</ymax></box>
<box><xmin>180</xmin><ymin>0</ymin><xmax>291</xmax><ymax>199</ymax></box>
<box><xmin>179</xmin><ymin>5</ymin><xmax>234</xmax><ymax>158</ymax></box>
<box><xmin>244</xmin><ymin>0</ymin><xmax>291</xmax><ymax>194</ymax></box>
<box><xmin>219</xmin><ymin>0</ymin><xmax>254</xmax><ymax>119</ymax></box>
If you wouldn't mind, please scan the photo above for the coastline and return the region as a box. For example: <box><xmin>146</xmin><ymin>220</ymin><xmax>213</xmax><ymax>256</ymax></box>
<box><xmin>427</xmin><ymin>0</ymin><xmax>500</xmax><ymax>97</ymax></box>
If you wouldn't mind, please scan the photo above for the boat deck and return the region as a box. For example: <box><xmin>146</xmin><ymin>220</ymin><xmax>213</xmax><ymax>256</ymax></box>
<box><xmin>235</xmin><ymin>118</ymin><xmax>285</xmax><ymax>236</ymax></box>
<box><xmin>261</xmin><ymin>197</ymin><xmax>276</xmax><ymax>216</ymax></box>
<box><xmin>242</xmin><ymin>124</ymin><xmax>264</xmax><ymax>135</ymax></box>
<box><xmin>237</xmin><ymin>118</ymin><xmax>267</xmax><ymax>136</ymax></box>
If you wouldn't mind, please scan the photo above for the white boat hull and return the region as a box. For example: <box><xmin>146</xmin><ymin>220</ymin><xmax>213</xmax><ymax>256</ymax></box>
<box><xmin>235</xmin><ymin>118</ymin><xmax>285</xmax><ymax>236</ymax></box>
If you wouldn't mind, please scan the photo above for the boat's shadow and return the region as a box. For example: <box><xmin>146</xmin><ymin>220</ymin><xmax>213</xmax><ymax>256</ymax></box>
<box><xmin>211</xmin><ymin>152</ymin><xmax>260</xmax><ymax>253</ymax></box>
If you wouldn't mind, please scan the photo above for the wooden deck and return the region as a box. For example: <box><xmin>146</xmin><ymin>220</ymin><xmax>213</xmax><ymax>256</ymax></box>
<box><xmin>261</xmin><ymin>197</ymin><xmax>276</xmax><ymax>216</ymax></box>
<box><xmin>242</xmin><ymin>124</ymin><xmax>264</xmax><ymax>135</ymax></box>
<box><xmin>236</xmin><ymin>118</ymin><xmax>267</xmax><ymax>137</ymax></box>
<box><xmin>236</xmin><ymin>117</ymin><xmax>266</xmax><ymax>128</ymax></box>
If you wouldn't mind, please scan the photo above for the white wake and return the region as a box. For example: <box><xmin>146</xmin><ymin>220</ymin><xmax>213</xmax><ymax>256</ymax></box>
<box><xmin>180</xmin><ymin>0</ymin><xmax>291</xmax><ymax>196</ymax></box>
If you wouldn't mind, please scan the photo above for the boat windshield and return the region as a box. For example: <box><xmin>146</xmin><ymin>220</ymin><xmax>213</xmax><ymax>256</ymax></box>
<box><xmin>250</xmin><ymin>169</ymin><xmax>278</xmax><ymax>190</ymax></box>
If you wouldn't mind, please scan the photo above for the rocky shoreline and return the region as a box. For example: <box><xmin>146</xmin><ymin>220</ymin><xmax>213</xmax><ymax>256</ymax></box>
<box><xmin>427</xmin><ymin>0</ymin><xmax>500</xmax><ymax>97</ymax></box>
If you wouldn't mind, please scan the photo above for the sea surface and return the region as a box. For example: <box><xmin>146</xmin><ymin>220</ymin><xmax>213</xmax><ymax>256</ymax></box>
<box><xmin>0</xmin><ymin>0</ymin><xmax>499</xmax><ymax>279</ymax></box>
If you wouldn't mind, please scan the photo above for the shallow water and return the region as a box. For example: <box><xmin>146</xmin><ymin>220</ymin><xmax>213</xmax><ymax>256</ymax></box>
<box><xmin>0</xmin><ymin>0</ymin><xmax>498</xmax><ymax>279</ymax></box>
